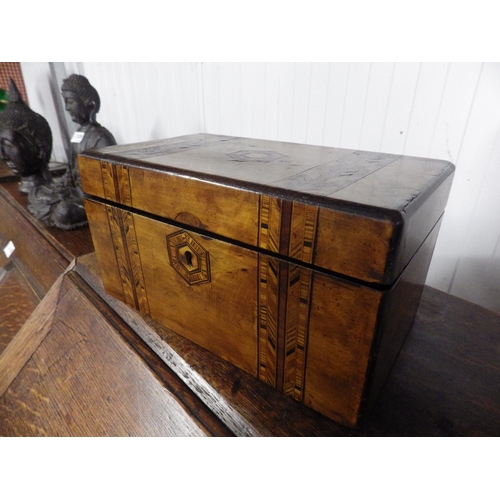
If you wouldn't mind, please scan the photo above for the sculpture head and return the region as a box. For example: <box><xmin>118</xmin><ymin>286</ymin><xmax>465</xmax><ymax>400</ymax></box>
<box><xmin>0</xmin><ymin>79</ymin><xmax>52</xmax><ymax>186</ymax></box>
<box><xmin>61</xmin><ymin>74</ymin><xmax>101</xmax><ymax>126</ymax></box>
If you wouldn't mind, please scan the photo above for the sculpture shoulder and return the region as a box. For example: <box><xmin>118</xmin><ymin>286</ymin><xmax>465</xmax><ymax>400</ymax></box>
<box><xmin>81</xmin><ymin>124</ymin><xmax>117</xmax><ymax>150</ymax></box>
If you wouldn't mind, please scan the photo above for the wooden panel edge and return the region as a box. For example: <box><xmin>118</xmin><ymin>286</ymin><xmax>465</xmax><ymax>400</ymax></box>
<box><xmin>361</xmin><ymin>215</ymin><xmax>445</xmax><ymax>424</ymax></box>
<box><xmin>78</xmin><ymin>156</ymin><xmax>105</xmax><ymax>199</ymax></box>
<box><xmin>83</xmin><ymin>198</ymin><xmax>125</xmax><ymax>302</ymax></box>
<box><xmin>314</xmin><ymin>208</ymin><xmax>398</xmax><ymax>283</ymax></box>
<box><xmin>0</xmin><ymin>268</ymin><xmax>67</xmax><ymax>397</ymax></box>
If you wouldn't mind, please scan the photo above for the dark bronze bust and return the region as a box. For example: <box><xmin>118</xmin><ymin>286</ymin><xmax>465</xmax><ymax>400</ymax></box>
<box><xmin>27</xmin><ymin>74</ymin><xmax>117</xmax><ymax>230</ymax></box>
<box><xmin>61</xmin><ymin>74</ymin><xmax>116</xmax><ymax>189</ymax></box>
<box><xmin>0</xmin><ymin>79</ymin><xmax>53</xmax><ymax>193</ymax></box>
<box><xmin>0</xmin><ymin>75</ymin><xmax>116</xmax><ymax>230</ymax></box>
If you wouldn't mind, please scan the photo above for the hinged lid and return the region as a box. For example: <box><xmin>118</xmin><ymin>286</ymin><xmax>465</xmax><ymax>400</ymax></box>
<box><xmin>78</xmin><ymin>134</ymin><xmax>454</xmax><ymax>285</ymax></box>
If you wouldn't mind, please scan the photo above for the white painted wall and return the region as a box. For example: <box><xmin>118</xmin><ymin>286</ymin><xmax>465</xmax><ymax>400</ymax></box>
<box><xmin>20</xmin><ymin>62</ymin><xmax>500</xmax><ymax>313</ymax></box>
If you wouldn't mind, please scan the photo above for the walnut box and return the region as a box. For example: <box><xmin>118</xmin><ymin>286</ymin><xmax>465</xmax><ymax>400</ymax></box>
<box><xmin>79</xmin><ymin>134</ymin><xmax>454</xmax><ymax>428</ymax></box>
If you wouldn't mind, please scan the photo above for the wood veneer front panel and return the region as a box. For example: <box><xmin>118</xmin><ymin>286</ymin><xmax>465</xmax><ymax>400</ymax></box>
<box><xmin>85</xmin><ymin>198</ymin><xmax>392</xmax><ymax>426</ymax></box>
<box><xmin>79</xmin><ymin>156</ymin><xmax>261</xmax><ymax>247</ymax></box>
<box><xmin>305</xmin><ymin>276</ymin><xmax>382</xmax><ymax>427</ymax></box>
<box><xmin>85</xmin><ymin>198</ymin><xmax>259</xmax><ymax>376</ymax></box>
<box><xmin>75</xmin><ymin>253</ymin><xmax>347</xmax><ymax>437</ymax></box>
<box><xmin>133</xmin><ymin>212</ymin><xmax>259</xmax><ymax>376</ymax></box>
<box><xmin>314</xmin><ymin>209</ymin><xmax>396</xmax><ymax>283</ymax></box>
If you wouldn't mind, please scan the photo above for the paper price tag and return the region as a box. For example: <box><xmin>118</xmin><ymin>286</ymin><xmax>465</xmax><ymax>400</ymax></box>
<box><xmin>71</xmin><ymin>131</ymin><xmax>85</xmax><ymax>143</ymax></box>
<box><xmin>3</xmin><ymin>241</ymin><xmax>15</xmax><ymax>258</ymax></box>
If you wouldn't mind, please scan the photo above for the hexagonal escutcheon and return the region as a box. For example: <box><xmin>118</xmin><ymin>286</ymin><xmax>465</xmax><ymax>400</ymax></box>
<box><xmin>166</xmin><ymin>230</ymin><xmax>211</xmax><ymax>285</ymax></box>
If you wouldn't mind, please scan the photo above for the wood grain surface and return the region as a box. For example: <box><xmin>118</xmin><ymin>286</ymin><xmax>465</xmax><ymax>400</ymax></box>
<box><xmin>0</xmin><ymin>263</ymin><xmax>232</xmax><ymax>437</ymax></box>
<box><xmin>0</xmin><ymin>269</ymin><xmax>64</xmax><ymax>398</ymax></box>
<box><xmin>366</xmin><ymin>286</ymin><xmax>500</xmax><ymax>437</ymax></box>
<box><xmin>79</xmin><ymin>134</ymin><xmax>454</xmax><ymax>284</ymax></box>
<box><xmin>75</xmin><ymin>253</ymin><xmax>347</xmax><ymax>436</ymax></box>
<box><xmin>0</xmin><ymin>265</ymin><xmax>40</xmax><ymax>355</ymax></box>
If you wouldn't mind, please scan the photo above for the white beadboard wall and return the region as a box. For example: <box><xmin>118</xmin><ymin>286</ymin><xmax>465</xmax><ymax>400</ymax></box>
<box><xmin>20</xmin><ymin>62</ymin><xmax>500</xmax><ymax>313</ymax></box>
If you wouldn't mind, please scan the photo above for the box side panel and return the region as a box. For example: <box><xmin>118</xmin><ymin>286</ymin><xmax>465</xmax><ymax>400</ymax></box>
<box><xmin>304</xmin><ymin>276</ymin><xmax>382</xmax><ymax>428</ymax></box>
<box><xmin>131</xmin><ymin>212</ymin><xmax>259</xmax><ymax>377</ymax></box>
<box><xmin>364</xmin><ymin>215</ymin><xmax>444</xmax><ymax>417</ymax></box>
<box><xmin>392</xmin><ymin>174</ymin><xmax>453</xmax><ymax>281</ymax></box>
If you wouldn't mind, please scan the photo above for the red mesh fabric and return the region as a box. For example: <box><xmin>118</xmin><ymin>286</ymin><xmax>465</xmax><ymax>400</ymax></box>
<box><xmin>0</xmin><ymin>62</ymin><xmax>29</xmax><ymax>105</ymax></box>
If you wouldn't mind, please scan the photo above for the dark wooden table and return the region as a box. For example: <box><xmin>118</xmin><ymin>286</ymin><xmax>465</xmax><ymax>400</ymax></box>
<box><xmin>0</xmin><ymin>251</ymin><xmax>498</xmax><ymax>436</ymax></box>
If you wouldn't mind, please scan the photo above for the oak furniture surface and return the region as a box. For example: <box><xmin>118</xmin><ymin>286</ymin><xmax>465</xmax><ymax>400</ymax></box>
<box><xmin>79</xmin><ymin>134</ymin><xmax>454</xmax><ymax>427</ymax></box>
<box><xmin>0</xmin><ymin>162</ymin><xmax>94</xmax><ymax>353</ymax></box>
<box><xmin>0</xmin><ymin>252</ymin><xmax>499</xmax><ymax>437</ymax></box>
<box><xmin>0</xmin><ymin>166</ymin><xmax>93</xmax><ymax>297</ymax></box>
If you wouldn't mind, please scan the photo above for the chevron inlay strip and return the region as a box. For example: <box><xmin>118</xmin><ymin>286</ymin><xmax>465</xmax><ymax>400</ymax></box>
<box><xmin>289</xmin><ymin>202</ymin><xmax>319</xmax><ymax>264</ymax></box>
<box><xmin>257</xmin><ymin>196</ymin><xmax>317</xmax><ymax>395</ymax></box>
<box><xmin>283</xmin><ymin>264</ymin><xmax>313</xmax><ymax>400</ymax></box>
<box><xmin>101</xmin><ymin>162</ymin><xmax>133</xmax><ymax>206</ymax></box>
<box><xmin>258</xmin><ymin>254</ymin><xmax>280</xmax><ymax>387</ymax></box>
<box><xmin>258</xmin><ymin>195</ymin><xmax>282</xmax><ymax>254</ymax></box>
<box><xmin>106</xmin><ymin>206</ymin><xmax>150</xmax><ymax>315</ymax></box>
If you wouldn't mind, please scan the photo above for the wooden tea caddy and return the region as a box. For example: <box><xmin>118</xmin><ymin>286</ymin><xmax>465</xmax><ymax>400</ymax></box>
<box><xmin>79</xmin><ymin>134</ymin><xmax>454</xmax><ymax>428</ymax></box>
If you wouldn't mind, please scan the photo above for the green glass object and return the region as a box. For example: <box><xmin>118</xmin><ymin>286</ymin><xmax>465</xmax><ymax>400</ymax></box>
<box><xmin>0</xmin><ymin>88</ymin><xmax>8</xmax><ymax>111</ymax></box>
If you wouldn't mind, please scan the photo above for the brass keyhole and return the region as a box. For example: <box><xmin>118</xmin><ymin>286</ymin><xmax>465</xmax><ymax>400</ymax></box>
<box><xmin>185</xmin><ymin>250</ymin><xmax>193</xmax><ymax>267</ymax></box>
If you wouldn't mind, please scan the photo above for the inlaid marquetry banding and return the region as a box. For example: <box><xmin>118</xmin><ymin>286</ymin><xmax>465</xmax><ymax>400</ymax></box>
<box><xmin>101</xmin><ymin>161</ymin><xmax>133</xmax><ymax>206</ymax></box>
<box><xmin>283</xmin><ymin>264</ymin><xmax>313</xmax><ymax>400</ymax></box>
<box><xmin>289</xmin><ymin>203</ymin><xmax>319</xmax><ymax>264</ymax></box>
<box><xmin>258</xmin><ymin>195</ymin><xmax>283</xmax><ymax>254</ymax></box>
<box><xmin>258</xmin><ymin>255</ymin><xmax>313</xmax><ymax>399</ymax></box>
<box><xmin>257</xmin><ymin>197</ymin><xmax>317</xmax><ymax>396</ymax></box>
<box><xmin>259</xmin><ymin>196</ymin><xmax>319</xmax><ymax>265</ymax></box>
<box><xmin>258</xmin><ymin>255</ymin><xmax>280</xmax><ymax>387</ymax></box>
<box><xmin>106</xmin><ymin>206</ymin><xmax>150</xmax><ymax>315</ymax></box>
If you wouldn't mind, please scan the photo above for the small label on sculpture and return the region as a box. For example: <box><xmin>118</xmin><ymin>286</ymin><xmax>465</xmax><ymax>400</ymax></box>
<box><xmin>3</xmin><ymin>241</ymin><xmax>15</xmax><ymax>258</ymax></box>
<box><xmin>71</xmin><ymin>131</ymin><xmax>85</xmax><ymax>143</ymax></box>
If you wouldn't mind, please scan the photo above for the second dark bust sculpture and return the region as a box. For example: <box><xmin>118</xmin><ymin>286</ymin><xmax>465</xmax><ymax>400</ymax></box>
<box><xmin>0</xmin><ymin>79</ymin><xmax>53</xmax><ymax>193</ymax></box>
